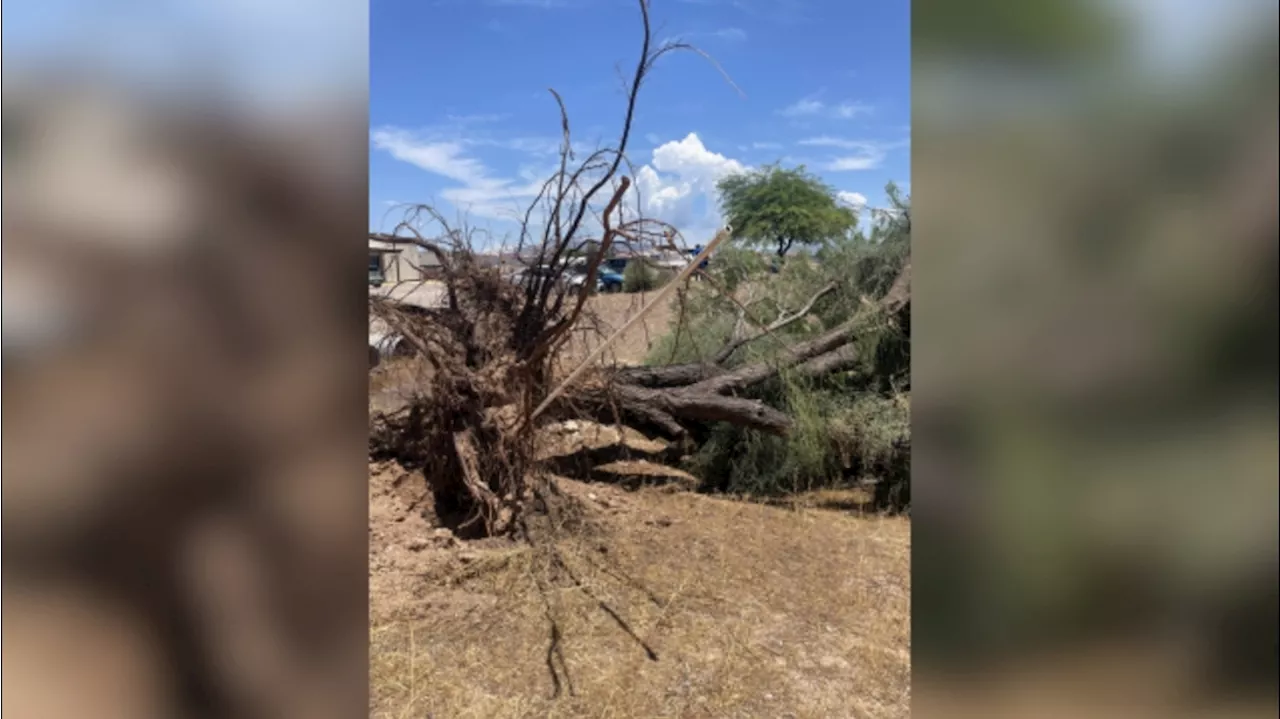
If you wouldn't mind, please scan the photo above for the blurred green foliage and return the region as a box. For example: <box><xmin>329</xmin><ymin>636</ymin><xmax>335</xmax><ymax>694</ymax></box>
<box><xmin>913</xmin><ymin>0</ymin><xmax>1278</xmax><ymax>707</ymax></box>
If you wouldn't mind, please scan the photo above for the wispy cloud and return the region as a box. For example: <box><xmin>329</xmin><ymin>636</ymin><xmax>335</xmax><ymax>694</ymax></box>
<box><xmin>444</xmin><ymin>112</ymin><xmax>507</xmax><ymax>124</ymax></box>
<box><xmin>780</xmin><ymin>98</ymin><xmax>825</xmax><ymax>117</ymax></box>
<box><xmin>372</xmin><ymin>129</ymin><xmax>491</xmax><ymax>185</ymax></box>
<box><xmin>827</xmin><ymin>155</ymin><xmax>882</xmax><ymax>171</ymax></box>
<box><xmin>798</xmin><ymin>136</ymin><xmax>877</xmax><ymax>150</ymax></box>
<box><xmin>679</xmin><ymin>0</ymin><xmax>810</xmax><ymax>24</ymax></box>
<box><xmin>751</xmin><ymin>141</ymin><xmax>783</xmax><ymax>150</ymax></box>
<box><xmin>798</xmin><ymin>136</ymin><xmax>907</xmax><ymax>172</ymax></box>
<box><xmin>660</xmin><ymin>27</ymin><xmax>749</xmax><ymax>46</ymax></box>
<box><xmin>779</xmin><ymin>94</ymin><xmax>874</xmax><ymax>120</ymax></box>
<box><xmin>371</xmin><ymin>127</ymin><xmax>545</xmax><ymax>220</ymax></box>
<box><xmin>832</xmin><ymin>101</ymin><xmax>873</xmax><ymax>118</ymax></box>
<box><xmin>711</xmin><ymin>27</ymin><xmax>748</xmax><ymax>42</ymax></box>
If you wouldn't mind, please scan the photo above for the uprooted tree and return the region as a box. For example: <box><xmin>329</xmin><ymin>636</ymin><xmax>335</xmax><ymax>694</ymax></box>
<box><xmin>369</xmin><ymin>0</ymin><xmax>910</xmax><ymax>537</ymax></box>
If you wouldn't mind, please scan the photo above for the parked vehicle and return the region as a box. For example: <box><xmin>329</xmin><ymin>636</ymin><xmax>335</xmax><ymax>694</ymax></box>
<box><xmin>596</xmin><ymin>267</ymin><xmax>624</xmax><ymax>292</ymax></box>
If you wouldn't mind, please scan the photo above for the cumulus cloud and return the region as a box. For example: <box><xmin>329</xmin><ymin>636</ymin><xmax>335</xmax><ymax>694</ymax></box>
<box><xmin>631</xmin><ymin>133</ymin><xmax>747</xmax><ymax>239</ymax></box>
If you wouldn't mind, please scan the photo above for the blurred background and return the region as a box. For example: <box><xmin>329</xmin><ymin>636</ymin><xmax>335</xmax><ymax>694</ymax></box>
<box><xmin>3</xmin><ymin>0</ymin><xmax>1276</xmax><ymax>717</ymax></box>
<box><xmin>3</xmin><ymin>2</ymin><xmax>370</xmax><ymax>718</ymax></box>
<box><xmin>913</xmin><ymin>0</ymin><xmax>1277</xmax><ymax>716</ymax></box>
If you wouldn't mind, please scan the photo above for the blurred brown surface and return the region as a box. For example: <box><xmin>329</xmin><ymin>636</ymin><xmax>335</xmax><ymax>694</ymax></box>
<box><xmin>3</xmin><ymin>24</ymin><xmax>369</xmax><ymax>719</ymax></box>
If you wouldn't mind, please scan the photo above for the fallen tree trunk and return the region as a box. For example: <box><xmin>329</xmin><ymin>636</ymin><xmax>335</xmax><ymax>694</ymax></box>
<box><xmin>548</xmin><ymin>382</ymin><xmax>790</xmax><ymax>438</ymax></box>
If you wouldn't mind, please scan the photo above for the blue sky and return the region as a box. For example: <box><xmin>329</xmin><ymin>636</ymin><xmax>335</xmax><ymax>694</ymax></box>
<box><xmin>370</xmin><ymin>0</ymin><xmax>911</xmax><ymax>242</ymax></box>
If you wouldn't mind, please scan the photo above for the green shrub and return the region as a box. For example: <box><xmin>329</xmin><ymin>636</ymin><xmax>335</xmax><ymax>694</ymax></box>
<box><xmin>622</xmin><ymin>259</ymin><xmax>657</xmax><ymax>292</ymax></box>
<box><xmin>622</xmin><ymin>259</ymin><xmax>674</xmax><ymax>293</ymax></box>
<box><xmin>689</xmin><ymin>383</ymin><xmax>909</xmax><ymax>501</ymax></box>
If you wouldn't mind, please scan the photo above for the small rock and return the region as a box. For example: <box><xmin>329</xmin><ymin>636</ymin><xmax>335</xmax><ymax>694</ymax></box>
<box><xmin>587</xmin><ymin>492</ymin><xmax>599</xmax><ymax>501</ymax></box>
<box><xmin>407</xmin><ymin>538</ymin><xmax>429</xmax><ymax>552</ymax></box>
<box><xmin>763</xmin><ymin>693</ymin><xmax>774</xmax><ymax>701</ymax></box>
<box><xmin>561</xmin><ymin>420</ymin><xmax>581</xmax><ymax>432</ymax></box>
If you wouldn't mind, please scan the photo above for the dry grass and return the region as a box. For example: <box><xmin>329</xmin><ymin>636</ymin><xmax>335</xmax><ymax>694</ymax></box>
<box><xmin>369</xmin><ymin>463</ymin><xmax>910</xmax><ymax>719</ymax></box>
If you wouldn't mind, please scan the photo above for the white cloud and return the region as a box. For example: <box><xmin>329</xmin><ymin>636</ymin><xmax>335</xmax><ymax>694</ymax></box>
<box><xmin>444</xmin><ymin>112</ymin><xmax>507</xmax><ymax>124</ymax></box>
<box><xmin>828</xmin><ymin>156</ymin><xmax>883</xmax><ymax>171</ymax></box>
<box><xmin>779</xmin><ymin>96</ymin><xmax>874</xmax><ymax>120</ymax></box>
<box><xmin>837</xmin><ymin>191</ymin><xmax>868</xmax><ymax>208</ymax></box>
<box><xmin>799</xmin><ymin>136</ymin><xmax>907</xmax><ymax>172</ymax></box>
<box><xmin>799</xmin><ymin>136</ymin><xmax>874</xmax><ymax>150</ymax></box>
<box><xmin>371</xmin><ymin>127</ymin><xmax>543</xmax><ymax>221</ymax></box>
<box><xmin>780</xmin><ymin>98</ymin><xmax>825</xmax><ymax>117</ymax></box>
<box><xmin>752</xmin><ymin>141</ymin><xmax>783</xmax><ymax>150</ymax></box>
<box><xmin>712</xmin><ymin>27</ymin><xmax>748</xmax><ymax>41</ymax></box>
<box><xmin>631</xmin><ymin>133</ymin><xmax>747</xmax><ymax>239</ymax></box>
<box><xmin>372</xmin><ymin>129</ymin><xmax>492</xmax><ymax>185</ymax></box>
<box><xmin>833</xmin><ymin>101</ymin><xmax>874</xmax><ymax>118</ymax></box>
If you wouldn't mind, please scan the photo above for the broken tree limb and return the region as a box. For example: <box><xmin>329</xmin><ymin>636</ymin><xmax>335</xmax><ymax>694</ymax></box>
<box><xmin>619</xmin><ymin>385</ymin><xmax>791</xmax><ymax>434</ymax></box>
<box><xmin>795</xmin><ymin>342</ymin><xmax>862</xmax><ymax>379</ymax></box>
<box><xmin>686</xmin><ymin>261</ymin><xmax>909</xmax><ymax>395</ymax></box>
<box><xmin>711</xmin><ymin>280</ymin><xmax>838</xmax><ymax>364</ymax></box>
<box><xmin>613</xmin><ymin>363</ymin><xmax>723</xmax><ymax>388</ymax></box>
<box><xmin>550</xmin><ymin>383</ymin><xmax>791</xmax><ymax>438</ymax></box>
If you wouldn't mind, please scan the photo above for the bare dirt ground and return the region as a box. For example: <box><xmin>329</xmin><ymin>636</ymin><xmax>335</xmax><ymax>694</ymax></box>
<box><xmin>368</xmin><ymin>288</ymin><xmax>912</xmax><ymax>718</ymax></box>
